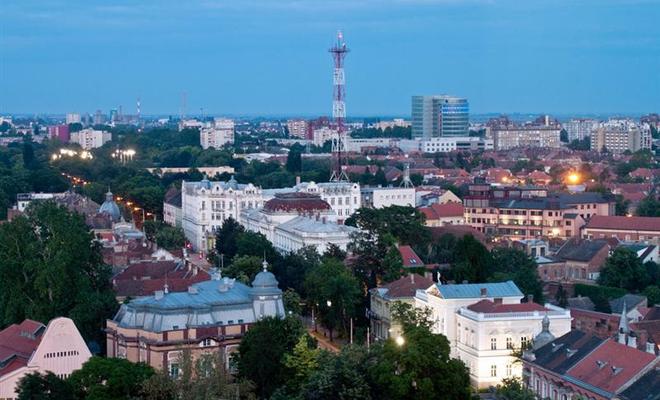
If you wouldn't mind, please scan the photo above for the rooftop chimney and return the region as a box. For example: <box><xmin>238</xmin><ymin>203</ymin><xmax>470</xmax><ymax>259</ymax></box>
<box><xmin>155</xmin><ymin>290</ymin><xmax>164</xmax><ymax>300</ymax></box>
<box><xmin>410</xmin><ymin>274</ymin><xmax>415</xmax><ymax>284</ymax></box>
<box><xmin>527</xmin><ymin>294</ymin><xmax>534</xmax><ymax>303</ymax></box>
<box><xmin>628</xmin><ymin>335</ymin><xmax>637</xmax><ymax>349</ymax></box>
<box><xmin>480</xmin><ymin>288</ymin><xmax>488</xmax><ymax>297</ymax></box>
<box><xmin>646</xmin><ymin>341</ymin><xmax>656</xmax><ymax>355</ymax></box>
<box><xmin>296</xmin><ymin>176</ymin><xmax>301</xmax><ymax>185</ymax></box>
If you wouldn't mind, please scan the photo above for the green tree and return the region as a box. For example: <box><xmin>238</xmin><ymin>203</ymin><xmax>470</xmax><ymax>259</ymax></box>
<box><xmin>0</xmin><ymin>202</ymin><xmax>118</xmax><ymax>347</ymax></box>
<box><xmin>598</xmin><ymin>247</ymin><xmax>650</xmax><ymax>292</ymax></box>
<box><xmin>643</xmin><ymin>285</ymin><xmax>660</xmax><ymax>306</ymax></box>
<box><xmin>214</xmin><ymin>217</ymin><xmax>245</xmax><ymax>262</ymax></box>
<box><xmin>236</xmin><ymin>316</ymin><xmax>304</xmax><ymax>398</ymax></box>
<box><xmin>636</xmin><ymin>195</ymin><xmax>660</xmax><ymax>217</ymax></box>
<box><xmin>17</xmin><ymin>372</ymin><xmax>74</xmax><ymax>400</ymax></box>
<box><xmin>154</xmin><ymin>226</ymin><xmax>186</xmax><ymax>250</ymax></box>
<box><xmin>235</xmin><ymin>230</ymin><xmax>279</xmax><ymax>262</ymax></box>
<box><xmin>278</xmin><ymin>335</ymin><xmax>322</xmax><ymax>396</ymax></box>
<box><xmin>283</xmin><ymin>288</ymin><xmax>303</xmax><ymax>316</ymax></box>
<box><xmin>68</xmin><ymin>357</ymin><xmax>154</xmax><ymax>400</ymax></box>
<box><xmin>286</xmin><ymin>144</ymin><xmax>303</xmax><ymax>173</ymax></box>
<box><xmin>224</xmin><ymin>255</ymin><xmax>264</xmax><ymax>284</ymax></box>
<box><xmin>492</xmin><ymin>377</ymin><xmax>536</xmax><ymax>400</ymax></box>
<box><xmin>273</xmin><ymin>246</ymin><xmax>320</xmax><ymax>296</ymax></box>
<box><xmin>304</xmin><ymin>259</ymin><xmax>362</xmax><ymax>341</ymax></box>
<box><xmin>490</xmin><ymin>248</ymin><xmax>544</xmax><ymax>303</ymax></box>
<box><xmin>451</xmin><ymin>234</ymin><xmax>493</xmax><ymax>284</ymax></box>
<box><xmin>300</xmin><ymin>346</ymin><xmax>372</xmax><ymax>400</ymax></box>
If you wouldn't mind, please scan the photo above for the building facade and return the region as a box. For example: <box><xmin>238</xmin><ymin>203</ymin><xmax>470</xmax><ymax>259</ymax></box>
<box><xmin>181</xmin><ymin>177</ymin><xmax>265</xmax><ymax>251</ymax></box>
<box><xmin>464</xmin><ymin>184</ymin><xmax>613</xmax><ymax>240</ymax></box>
<box><xmin>456</xmin><ymin>300</ymin><xmax>571</xmax><ymax>389</ymax></box>
<box><xmin>412</xmin><ymin>95</ymin><xmax>469</xmax><ymax>138</ymax></box>
<box><xmin>70</xmin><ymin>128</ymin><xmax>111</xmax><ymax>150</ymax></box>
<box><xmin>360</xmin><ymin>186</ymin><xmax>416</xmax><ymax>209</ymax></box>
<box><xmin>106</xmin><ymin>266</ymin><xmax>285</xmax><ymax>375</ymax></box>
<box><xmin>492</xmin><ymin>126</ymin><xmax>561</xmax><ymax>150</ymax></box>
<box><xmin>591</xmin><ymin>126</ymin><xmax>645</xmax><ymax>155</ymax></box>
<box><xmin>286</xmin><ymin>119</ymin><xmax>309</xmax><ymax>139</ymax></box>
<box><xmin>0</xmin><ymin>318</ymin><xmax>92</xmax><ymax>400</ymax></box>
<box><xmin>48</xmin><ymin>125</ymin><xmax>70</xmax><ymax>142</ymax></box>
<box><xmin>564</xmin><ymin>119</ymin><xmax>597</xmax><ymax>142</ymax></box>
<box><xmin>583</xmin><ymin>215</ymin><xmax>660</xmax><ymax>245</ymax></box>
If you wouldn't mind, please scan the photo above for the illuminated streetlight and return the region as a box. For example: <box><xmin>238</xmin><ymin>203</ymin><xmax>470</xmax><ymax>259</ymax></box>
<box><xmin>395</xmin><ymin>336</ymin><xmax>405</xmax><ymax>347</ymax></box>
<box><xmin>326</xmin><ymin>300</ymin><xmax>332</xmax><ymax>308</ymax></box>
<box><xmin>568</xmin><ymin>173</ymin><xmax>580</xmax><ymax>184</ymax></box>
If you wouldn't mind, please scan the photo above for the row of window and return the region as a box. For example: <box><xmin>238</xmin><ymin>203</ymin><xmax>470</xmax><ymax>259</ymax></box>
<box><xmin>44</xmin><ymin>350</ymin><xmax>80</xmax><ymax>358</ymax></box>
<box><xmin>490</xmin><ymin>337</ymin><xmax>528</xmax><ymax>350</ymax></box>
<box><xmin>490</xmin><ymin>364</ymin><xmax>513</xmax><ymax>377</ymax></box>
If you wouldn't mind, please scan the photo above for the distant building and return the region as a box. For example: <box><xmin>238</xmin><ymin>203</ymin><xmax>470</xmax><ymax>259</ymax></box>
<box><xmin>0</xmin><ymin>318</ymin><xmax>92</xmax><ymax>399</ymax></box>
<box><xmin>360</xmin><ymin>186</ymin><xmax>416</xmax><ymax>209</ymax></box>
<box><xmin>419</xmin><ymin>203</ymin><xmax>465</xmax><ymax>227</ymax></box>
<box><xmin>65</xmin><ymin>113</ymin><xmax>81</xmax><ymax>124</ymax></box>
<box><xmin>583</xmin><ymin>215</ymin><xmax>660</xmax><ymax>245</ymax></box>
<box><xmin>312</xmin><ymin>126</ymin><xmax>336</xmax><ymax>146</ymax></box>
<box><xmin>591</xmin><ymin>124</ymin><xmax>648</xmax><ymax>155</ymax></box>
<box><xmin>492</xmin><ymin>126</ymin><xmax>561</xmax><ymax>150</ymax></box>
<box><xmin>286</xmin><ymin>119</ymin><xmax>309</xmax><ymax>139</ymax></box>
<box><xmin>564</xmin><ymin>119</ymin><xmax>598</xmax><ymax>142</ymax></box>
<box><xmin>48</xmin><ymin>125</ymin><xmax>70</xmax><ymax>142</ymax></box>
<box><xmin>70</xmin><ymin>128</ymin><xmax>111</xmax><ymax>150</ymax></box>
<box><xmin>181</xmin><ymin>177</ymin><xmax>264</xmax><ymax>251</ymax></box>
<box><xmin>163</xmin><ymin>188</ymin><xmax>182</xmax><ymax>227</ymax></box>
<box><xmin>240</xmin><ymin>192</ymin><xmax>356</xmax><ymax>254</ymax></box>
<box><xmin>93</xmin><ymin>110</ymin><xmax>106</xmax><ymax>125</ymax></box>
<box><xmin>106</xmin><ymin>264</ymin><xmax>285</xmax><ymax>375</ymax></box>
<box><xmin>200</xmin><ymin>119</ymin><xmax>234</xmax><ymax>149</ymax></box>
<box><xmin>412</xmin><ymin>95</ymin><xmax>469</xmax><ymax>138</ymax></box>
<box><xmin>373</xmin><ymin>118</ymin><xmax>410</xmax><ymax>131</ymax></box>
<box><xmin>464</xmin><ymin>183</ymin><xmax>613</xmax><ymax>240</ymax></box>
<box><xmin>398</xmin><ymin>137</ymin><xmax>493</xmax><ymax>153</ymax></box>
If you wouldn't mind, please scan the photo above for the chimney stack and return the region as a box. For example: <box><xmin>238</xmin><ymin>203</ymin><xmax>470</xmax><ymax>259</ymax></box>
<box><xmin>480</xmin><ymin>288</ymin><xmax>488</xmax><ymax>297</ymax></box>
<box><xmin>628</xmin><ymin>335</ymin><xmax>637</xmax><ymax>349</ymax></box>
<box><xmin>527</xmin><ymin>294</ymin><xmax>534</xmax><ymax>303</ymax></box>
<box><xmin>646</xmin><ymin>341</ymin><xmax>656</xmax><ymax>355</ymax></box>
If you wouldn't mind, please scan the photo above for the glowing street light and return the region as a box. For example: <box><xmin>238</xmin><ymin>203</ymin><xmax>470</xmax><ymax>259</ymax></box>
<box><xmin>567</xmin><ymin>173</ymin><xmax>580</xmax><ymax>184</ymax></box>
<box><xmin>395</xmin><ymin>336</ymin><xmax>405</xmax><ymax>347</ymax></box>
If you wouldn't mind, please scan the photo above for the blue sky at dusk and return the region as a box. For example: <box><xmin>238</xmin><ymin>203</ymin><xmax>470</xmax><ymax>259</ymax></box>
<box><xmin>1</xmin><ymin>0</ymin><xmax>658</xmax><ymax>116</ymax></box>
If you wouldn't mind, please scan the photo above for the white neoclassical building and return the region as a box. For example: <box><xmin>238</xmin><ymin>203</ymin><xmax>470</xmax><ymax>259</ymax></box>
<box><xmin>293</xmin><ymin>181</ymin><xmax>361</xmax><ymax>223</ymax></box>
<box><xmin>241</xmin><ymin>192</ymin><xmax>356</xmax><ymax>254</ymax></box>
<box><xmin>414</xmin><ymin>280</ymin><xmax>571</xmax><ymax>389</ymax></box>
<box><xmin>181</xmin><ymin>177</ymin><xmax>265</xmax><ymax>251</ymax></box>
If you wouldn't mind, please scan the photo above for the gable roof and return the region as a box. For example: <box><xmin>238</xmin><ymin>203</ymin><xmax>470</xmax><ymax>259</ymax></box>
<box><xmin>419</xmin><ymin>203</ymin><xmax>464</xmax><ymax>220</ymax></box>
<box><xmin>397</xmin><ymin>245</ymin><xmax>425</xmax><ymax>268</ymax></box>
<box><xmin>567</xmin><ymin>339</ymin><xmax>657</xmax><ymax>396</ymax></box>
<box><xmin>586</xmin><ymin>216</ymin><xmax>660</xmax><ymax>232</ymax></box>
<box><xmin>375</xmin><ymin>274</ymin><xmax>434</xmax><ymax>299</ymax></box>
<box><xmin>435</xmin><ymin>280</ymin><xmax>523</xmax><ymax>299</ymax></box>
<box><xmin>618</xmin><ymin>368</ymin><xmax>660</xmax><ymax>400</ymax></box>
<box><xmin>555</xmin><ymin>239</ymin><xmax>609</xmax><ymax>262</ymax></box>
<box><xmin>530</xmin><ymin>330</ymin><xmax>605</xmax><ymax>375</ymax></box>
<box><xmin>0</xmin><ymin>320</ymin><xmax>46</xmax><ymax>378</ymax></box>
<box><xmin>610</xmin><ymin>294</ymin><xmax>647</xmax><ymax>314</ymax></box>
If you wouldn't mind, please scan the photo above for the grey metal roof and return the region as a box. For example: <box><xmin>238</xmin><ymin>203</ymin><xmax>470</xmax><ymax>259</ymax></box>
<box><xmin>555</xmin><ymin>239</ymin><xmax>608</xmax><ymax>262</ymax></box>
<box><xmin>436</xmin><ymin>280</ymin><xmax>523</xmax><ymax>299</ymax></box>
<box><xmin>610</xmin><ymin>294</ymin><xmax>647</xmax><ymax>314</ymax></box>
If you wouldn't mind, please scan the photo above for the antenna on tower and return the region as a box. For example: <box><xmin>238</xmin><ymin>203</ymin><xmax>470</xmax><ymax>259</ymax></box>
<box><xmin>136</xmin><ymin>97</ymin><xmax>141</xmax><ymax>121</ymax></box>
<box><xmin>400</xmin><ymin>163</ymin><xmax>414</xmax><ymax>188</ymax></box>
<box><xmin>329</xmin><ymin>30</ymin><xmax>350</xmax><ymax>182</ymax></box>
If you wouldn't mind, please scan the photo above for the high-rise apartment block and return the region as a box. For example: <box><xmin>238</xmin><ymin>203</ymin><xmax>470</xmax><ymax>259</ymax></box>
<box><xmin>200</xmin><ymin>118</ymin><xmax>235</xmax><ymax>149</ymax></box>
<box><xmin>564</xmin><ymin>119</ymin><xmax>597</xmax><ymax>142</ymax></box>
<box><xmin>412</xmin><ymin>95</ymin><xmax>469</xmax><ymax>138</ymax></box>
<box><xmin>590</xmin><ymin>119</ymin><xmax>650</xmax><ymax>154</ymax></box>
<box><xmin>70</xmin><ymin>128</ymin><xmax>111</xmax><ymax>150</ymax></box>
<box><xmin>65</xmin><ymin>113</ymin><xmax>81</xmax><ymax>125</ymax></box>
<box><xmin>286</xmin><ymin>119</ymin><xmax>309</xmax><ymax>139</ymax></box>
<box><xmin>492</xmin><ymin>126</ymin><xmax>561</xmax><ymax>150</ymax></box>
<box><xmin>48</xmin><ymin>125</ymin><xmax>70</xmax><ymax>142</ymax></box>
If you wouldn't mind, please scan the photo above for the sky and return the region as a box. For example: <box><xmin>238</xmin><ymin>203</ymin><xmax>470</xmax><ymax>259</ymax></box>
<box><xmin>1</xmin><ymin>0</ymin><xmax>659</xmax><ymax>117</ymax></box>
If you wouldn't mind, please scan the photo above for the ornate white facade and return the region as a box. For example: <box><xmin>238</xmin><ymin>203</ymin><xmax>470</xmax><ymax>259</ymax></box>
<box><xmin>181</xmin><ymin>177</ymin><xmax>264</xmax><ymax>251</ymax></box>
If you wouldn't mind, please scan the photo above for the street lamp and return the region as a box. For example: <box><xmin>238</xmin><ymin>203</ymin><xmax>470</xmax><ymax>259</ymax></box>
<box><xmin>326</xmin><ymin>300</ymin><xmax>332</xmax><ymax>308</ymax></box>
<box><xmin>395</xmin><ymin>336</ymin><xmax>405</xmax><ymax>347</ymax></box>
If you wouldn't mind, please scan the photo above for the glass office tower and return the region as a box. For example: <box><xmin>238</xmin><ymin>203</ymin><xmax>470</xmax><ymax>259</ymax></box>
<box><xmin>412</xmin><ymin>95</ymin><xmax>469</xmax><ymax>138</ymax></box>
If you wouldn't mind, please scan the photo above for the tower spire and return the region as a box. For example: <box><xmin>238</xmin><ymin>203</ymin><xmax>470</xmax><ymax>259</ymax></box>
<box><xmin>329</xmin><ymin>30</ymin><xmax>349</xmax><ymax>182</ymax></box>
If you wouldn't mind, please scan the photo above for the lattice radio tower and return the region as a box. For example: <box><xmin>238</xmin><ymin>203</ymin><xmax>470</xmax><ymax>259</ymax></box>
<box><xmin>329</xmin><ymin>31</ymin><xmax>349</xmax><ymax>182</ymax></box>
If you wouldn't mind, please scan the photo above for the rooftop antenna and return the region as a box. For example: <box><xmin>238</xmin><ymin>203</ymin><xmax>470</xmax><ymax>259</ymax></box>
<box><xmin>136</xmin><ymin>97</ymin><xmax>141</xmax><ymax>121</ymax></box>
<box><xmin>329</xmin><ymin>30</ymin><xmax>350</xmax><ymax>182</ymax></box>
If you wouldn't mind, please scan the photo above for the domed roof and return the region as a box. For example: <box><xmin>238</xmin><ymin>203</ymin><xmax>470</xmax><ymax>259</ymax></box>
<box><xmin>533</xmin><ymin>314</ymin><xmax>555</xmax><ymax>350</ymax></box>
<box><xmin>99</xmin><ymin>190</ymin><xmax>121</xmax><ymax>222</ymax></box>
<box><xmin>263</xmin><ymin>192</ymin><xmax>331</xmax><ymax>214</ymax></box>
<box><xmin>252</xmin><ymin>260</ymin><xmax>279</xmax><ymax>288</ymax></box>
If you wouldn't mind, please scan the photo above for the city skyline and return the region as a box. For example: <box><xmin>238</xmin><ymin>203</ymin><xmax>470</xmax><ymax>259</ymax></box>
<box><xmin>2</xmin><ymin>0</ymin><xmax>659</xmax><ymax>116</ymax></box>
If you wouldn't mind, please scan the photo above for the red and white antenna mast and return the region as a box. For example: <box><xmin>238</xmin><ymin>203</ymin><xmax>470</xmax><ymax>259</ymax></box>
<box><xmin>329</xmin><ymin>30</ymin><xmax>349</xmax><ymax>182</ymax></box>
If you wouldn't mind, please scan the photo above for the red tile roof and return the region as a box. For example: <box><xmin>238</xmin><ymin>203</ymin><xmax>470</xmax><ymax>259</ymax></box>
<box><xmin>567</xmin><ymin>339</ymin><xmax>657</xmax><ymax>394</ymax></box>
<box><xmin>585</xmin><ymin>216</ymin><xmax>660</xmax><ymax>232</ymax></box>
<box><xmin>378</xmin><ymin>274</ymin><xmax>434</xmax><ymax>299</ymax></box>
<box><xmin>113</xmin><ymin>260</ymin><xmax>211</xmax><ymax>297</ymax></box>
<box><xmin>0</xmin><ymin>320</ymin><xmax>45</xmax><ymax>377</ymax></box>
<box><xmin>397</xmin><ymin>245</ymin><xmax>425</xmax><ymax>268</ymax></box>
<box><xmin>263</xmin><ymin>193</ymin><xmax>331</xmax><ymax>213</ymax></box>
<box><xmin>419</xmin><ymin>203</ymin><xmax>465</xmax><ymax>220</ymax></box>
<box><xmin>467</xmin><ymin>299</ymin><xmax>548</xmax><ymax>313</ymax></box>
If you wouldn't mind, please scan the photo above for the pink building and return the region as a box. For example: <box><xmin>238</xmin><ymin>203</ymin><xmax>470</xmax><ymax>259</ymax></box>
<box><xmin>48</xmin><ymin>125</ymin><xmax>70</xmax><ymax>142</ymax></box>
<box><xmin>0</xmin><ymin>317</ymin><xmax>91</xmax><ymax>399</ymax></box>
